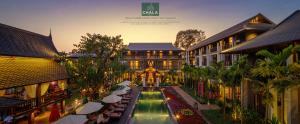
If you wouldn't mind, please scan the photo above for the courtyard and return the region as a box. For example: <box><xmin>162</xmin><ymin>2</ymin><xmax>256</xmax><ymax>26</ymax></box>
<box><xmin>0</xmin><ymin>1</ymin><xmax>300</xmax><ymax>124</ymax></box>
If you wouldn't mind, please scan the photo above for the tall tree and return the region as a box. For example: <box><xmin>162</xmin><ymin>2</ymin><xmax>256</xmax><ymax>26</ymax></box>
<box><xmin>174</xmin><ymin>29</ymin><xmax>206</xmax><ymax>50</ymax></box>
<box><xmin>211</xmin><ymin>61</ymin><xmax>229</xmax><ymax>118</ymax></box>
<box><xmin>73</xmin><ymin>33</ymin><xmax>126</xmax><ymax>87</ymax></box>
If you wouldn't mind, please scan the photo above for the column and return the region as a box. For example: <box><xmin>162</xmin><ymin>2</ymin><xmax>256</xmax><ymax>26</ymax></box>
<box><xmin>206</xmin><ymin>46</ymin><xmax>211</xmax><ymax>66</ymax></box>
<box><xmin>199</xmin><ymin>48</ymin><xmax>202</xmax><ymax>66</ymax></box>
<box><xmin>36</xmin><ymin>83</ymin><xmax>41</xmax><ymax>107</ymax></box>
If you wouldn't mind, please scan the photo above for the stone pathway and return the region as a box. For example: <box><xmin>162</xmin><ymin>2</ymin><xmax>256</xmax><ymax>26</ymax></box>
<box><xmin>172</xmin><ymin>86</ymin><xmax>220</xmax><ymax>124</ymax></box>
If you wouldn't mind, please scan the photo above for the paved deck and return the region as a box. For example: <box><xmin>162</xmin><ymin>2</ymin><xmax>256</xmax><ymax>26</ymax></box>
<box><xmin>172</xmin><ymin>86</ymin><xmax>220</xmax><ymax>124</ymax></box>
<box><xmin>110</xmin><ymin>86</ymin><xmax>140</xmax><ymax>124</ymax></box>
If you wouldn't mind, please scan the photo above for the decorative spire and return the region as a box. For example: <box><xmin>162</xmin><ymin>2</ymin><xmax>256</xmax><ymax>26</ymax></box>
<box><xmin>49</xmin><ymin>28</ymin><xmax>52</xmax><ymax>39</ymax></box>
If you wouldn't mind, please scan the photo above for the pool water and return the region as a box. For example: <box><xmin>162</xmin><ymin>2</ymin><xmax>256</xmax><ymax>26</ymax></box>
<box><xmin>131</xmin><ymin>91</ymin><xmax>173</xmax><ymax>124</ymax></box>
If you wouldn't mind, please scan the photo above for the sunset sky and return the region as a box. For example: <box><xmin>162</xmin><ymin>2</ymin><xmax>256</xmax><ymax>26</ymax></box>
<box><xmin>0</xmin><ymin>0</ymin><xmax>299</xmax><ymax>52</ymax></box>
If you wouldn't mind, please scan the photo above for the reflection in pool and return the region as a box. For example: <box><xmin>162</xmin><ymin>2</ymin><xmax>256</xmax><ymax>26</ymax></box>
<box><xmin>130</xmin><ymin>91</ymin><xmax>173</xmax><ymax>124</ymax></box>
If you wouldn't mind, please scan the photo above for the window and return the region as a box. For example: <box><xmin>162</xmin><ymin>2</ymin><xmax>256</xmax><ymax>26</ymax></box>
<box><xmin>211</xmin><ymin>54</ymin><xmax>217</xmax><ymax>64</ymax></box>
<box><xmin>168</xmin><ymin>61</ymin><xmax>172</xmax><ymax>68</ymax></box>
<box><xmin>202</xmin><ymin>56</ymin><xmax>207</xmax><ymax>66</ymax></box>
<box><xmin>127</xmin><ymin>51</ymin><xmax>131</xmax><ymax>55</ymax></box>
<box><xmin>135</xmin><ymin>61</ymin><xmax>139</xmax><ymax>69</ymax></box>
<box><xmin>130</xmin><ymin>61</ymin><xmax>134</xmax><ymax>69</ymax></box>
<box><xmin>159</xmin><ymin>51</ymin><xmax>163</xmax><ymax>58</ymax></box>
<box><xmin>169</xmin><ymin>51</ymin><xmax>173</xmax><ymax>55</ymax></box>
<box><xmin>147</xmin><ymin>51</ymin><xmax>151</xmax><ymax>58</ymax></box>
<box><xmin>163</xmin><ymin>61</ymin><xmax>167</xmax><ymax>68</ymax></box>
<box><xmin>225</xmin><ymin>55</ymin><xmax>232</xmax><ymax>66</ymax></box>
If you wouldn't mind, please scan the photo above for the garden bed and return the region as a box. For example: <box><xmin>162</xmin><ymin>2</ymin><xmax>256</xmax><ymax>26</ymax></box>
<box><xmin>162</xmin><ymin>87</ymin><xmax>206</xmax><ymax>124</ymax></box>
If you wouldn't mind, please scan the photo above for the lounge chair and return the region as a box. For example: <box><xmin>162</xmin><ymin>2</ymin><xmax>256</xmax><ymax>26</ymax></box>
<box><xmin>113</xmin><ymin>102</ymin><xmax>126</xmax><ymax>108</ymax></box>
<box><xmin>107</xmin><ymin>112</ymin><xmax>121</xmax><ymax>118</ymax></box>
<box><xmin>97</xmin><ymin>114</ymin><xmax>110</xmax><ymax>124</ymax></box>
<box><xmin>121</xmin><ymin>100</ymin><xmax>130</xmax><ymax>104</ymax></box>
<box><xmin>109</xmin><ymin>105</ymin><xmax>125</xmax><ymax>112</ymax></box>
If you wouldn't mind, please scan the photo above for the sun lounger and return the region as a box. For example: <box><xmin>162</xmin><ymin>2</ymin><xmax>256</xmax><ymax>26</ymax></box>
<box><xmin>113</xmin><ymin>103</ymin><xmax>126</xmax><ymax>108</ymax></box>
<box><xmin>121</xmin><ymin>100</ymin><xmax>130</xmax><ymax>104</ymax></box>
<box><xmin>108</xmin><ymin>112</ymin><xmax>122</xmax><ymax>118</ymax></box>
<box><xmin>97</xmin><ymin>114</ymin><xmax>110</xmax><ymax>124</ymax></box>
<box><xmin>109</xmin><ymin>105</ymin><xmax>125</xmax><ymax>112</ymax></box>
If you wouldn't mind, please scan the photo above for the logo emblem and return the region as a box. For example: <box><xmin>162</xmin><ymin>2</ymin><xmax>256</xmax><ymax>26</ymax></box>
<box><xmin>142</xmin><ymin>3</ymin><xmax>159</xmax><ymax>16</ymax></box>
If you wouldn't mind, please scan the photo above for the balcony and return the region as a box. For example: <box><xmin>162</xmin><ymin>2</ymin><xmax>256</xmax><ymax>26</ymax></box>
<box><xmin>124</xmin><ymin>56</ymin><xmax>181</xmax><ymax>60</ymax></box>
<box><xmin>0</xmin><ymin>90</ymin><xmax>67</xmax><ymax>116</ymax></box>
<box><xmin>40</xmin><ymin>90</ymin><xmax>67</xmax><ymax>106</ymax></box>
<box><xmin>224</xmin><ymin>60</ymin><xmax>232</xmax><ymax>66</ymax></box>
<box><xmin>222</xmin><ymin>44</ymin><xmax>233</xmax><ymax>50</ymax></box>
<box><xmin>210</xmin><ymin>47</ymin><xmax>217</xmax><ymax>52</ymax></box>
<box><xmin>201</xmin><ymin>49</ymin><xmax>206</xmax><ymax>55</ymax></box>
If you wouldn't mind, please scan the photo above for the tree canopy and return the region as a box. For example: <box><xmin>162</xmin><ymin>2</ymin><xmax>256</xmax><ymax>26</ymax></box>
<box><xmin>174</xmin><ymin>29</ymin><xmax>206</xmax><ymax>50</ymax></box>
<box><xmin>70</xmin><ymin>33</ymin><xmax>127</xmax><ymax>87</ymax></box>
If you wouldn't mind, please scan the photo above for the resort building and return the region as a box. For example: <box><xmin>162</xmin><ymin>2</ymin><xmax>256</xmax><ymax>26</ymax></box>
<box><xmin>122</xmin><ymin>43</ymin><xmax>183</xmax><ymax>86</ymax></box>
<box><xmin>186</xmin><ymin>13</ymin><xmax>275</xmax><ymax>67</ymax></box>
<box><xmin>0</xmin><ymin>23</ymin><xmax>68</xmax><ymax>123</ymax></box>
<box><xmin>223</xmin><ymin>10</ymin><xmax>300</xmax><ymax>124</ymax></box>
<box><xmin>185</xmin><ymin>13</ymin><xmax>275</xmax><ymax>103</ymax></box>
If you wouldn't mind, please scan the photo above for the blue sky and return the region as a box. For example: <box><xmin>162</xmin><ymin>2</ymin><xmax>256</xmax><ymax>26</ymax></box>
<box><xmin>0</xmin><ymin>0</ymin><xmax>299</xmax><ymax>51</ymax></box>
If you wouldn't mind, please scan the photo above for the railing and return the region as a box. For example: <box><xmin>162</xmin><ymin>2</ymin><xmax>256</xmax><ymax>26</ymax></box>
<box><xmin>0</xmin><ymin>90</ymin><xmax>67</xmax><ymax>116</ymax></box>
<box><xmin>40</xmin><ymin>90</ymin><xmax>67</xmax><ymax>106</ymax></box>
<box><xmin>222</xmin><ymin>44</ymin><xmax>232</xmax><ymax>50</ymax></box>
<box><xmin>202</xmin><ymin>60</ymin><xmax>207</xmax><ymax>66</ymax></box>
<box><xmin>224</xmin><ymin>60</ymin><xmax>232</xmax><ymax>66</ymax></box>
<box><xmin>13</xmin><ymin>98</ymin><xmax>36</xmax><ymax>115</ymax></box>
<box><xmin>124</xmin><ymin>56</ymin><xmax>181</xmax><ymax>60</ymax></box>
<box><xmin>210</xmin><ymin>47</ymin><xmax>217</xmax><ymax>52</ymax></box>
<box><xmin>201</xmin><ymin>49</ymin><xmax>206</xmax><ymax>55</ymax></box>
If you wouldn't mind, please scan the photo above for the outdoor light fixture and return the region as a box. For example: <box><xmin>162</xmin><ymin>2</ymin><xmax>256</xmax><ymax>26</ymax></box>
<box><xmin>166</xmin><ymin>97</ymin><xmax>170</xmax><ymax>101</ymax></box>
<box><xmin>175</xmin><ymin>114</ymin><xmax>180</xmax><ymax>119</ymax></box>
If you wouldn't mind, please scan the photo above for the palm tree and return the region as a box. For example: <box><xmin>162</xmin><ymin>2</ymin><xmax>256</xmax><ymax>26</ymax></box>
<box><xmin>182</xmin><ymin>64</ymin><xmax>192</xmax><ymax>88</ymax></box>
<box><xmin>251</xmin><ymin>45</ymin><xmax>300</xmax><ymax>122</ymax></box>
<box><xmin>211</xmin><ymin>61</ymin><xmax>230</xmax><ymax>118</ymax></box>
<box><xmin>168</xmin><ymin>68</ymin><xmax>178</xmax><ymax>84</ymax></box>
<box><xmin>227</xmin><ymin>55</ymin><xmax>250</xmax><ymax>122</ymax></box>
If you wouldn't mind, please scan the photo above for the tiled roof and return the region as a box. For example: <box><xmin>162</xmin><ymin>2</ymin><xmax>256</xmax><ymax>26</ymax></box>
<box><xmin>0</xmin><ymin>23</ymin><xmax>58</xmax><ymax>58</ymax></box>
<box><xmin>188</xmin><ymin>13</ymin><xmax>275</xmax><ymax>51</ymax></box>
<box><xmin>127</xmin><ymin>43</ymin><xmax>182</xmax><ymax>51</ymax></box>
<box><xmin>0</xmin><ymin>56</ymin><xmax>68</xmax><ymax>90</ymax></box>
<box><xmin>223</xmin><ymin>10</ymin><xmax>300</xmax><ymax>54</ymax></box>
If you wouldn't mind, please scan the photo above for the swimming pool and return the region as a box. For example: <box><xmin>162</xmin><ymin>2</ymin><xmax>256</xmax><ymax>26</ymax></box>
<box><xmin>130</xmin><ymin>91</ymin><xmax>173</xmax><ymax>124</ymax></box>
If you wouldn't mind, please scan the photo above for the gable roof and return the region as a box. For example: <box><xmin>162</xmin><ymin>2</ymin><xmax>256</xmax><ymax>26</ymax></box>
<box><xmin>127</xmin><ymin>43</ymin><xmax>182</xmax><ymax>51</ymax></box>
<box><xmin>0</xmin><ymin>23</ymin><xmax>58</xmax><ymax>58</ymax></box>
<box><xmin>0</xmin><ymin>56</ymin><xmax>68</xmax><ymax>90</ymax></box>
<box><xmin>188</xmin><ymin>13</ymin><xmax>275</xmax><ymax>51</ymax></box>
<box><xmin>222</xmin><ymin>10</ymin><xmax>300</xmax><ymax>54</ymax></box>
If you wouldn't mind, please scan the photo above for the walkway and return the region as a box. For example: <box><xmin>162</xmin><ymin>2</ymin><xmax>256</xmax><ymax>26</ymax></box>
<box><xmin>111</xmin><ymin>86</ymin><xmax>140</xmax><ymax>124</ymax></box>
<box><xmin>172</xmin><ymin>86</ymin><xmax>220</xmax><ymax>124</ymax></box>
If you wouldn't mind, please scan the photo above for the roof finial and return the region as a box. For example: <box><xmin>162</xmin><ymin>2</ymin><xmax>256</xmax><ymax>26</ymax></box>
<box><xmin>49</xmin><ymin>28</ymin><xmax>52</xmax><ymax>39</ymax></box>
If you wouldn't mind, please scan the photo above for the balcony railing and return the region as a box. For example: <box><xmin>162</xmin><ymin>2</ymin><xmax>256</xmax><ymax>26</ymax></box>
<box><xmin>201</xmin><ymin>50</ymin><xmax>206</xmax><ymax>55</ymax></box>
<box><xmin>40</xmin><ymin>90</ymin><xmax>67</xmax><ymax>106</ymax></box>
<box><xmin>224</xmin><ymin>60</ymin><xmax>232</xmax><ymax>66</ymax></box>
<box><xmin>222</xmin><ymin>44</ymin><xmax>232</xmax><ymax>50</ymax></box>
<box><xmin>6</xmin><ymin>98</ymin><xmax>37</xmax><ymax>116</ymax></box>
<box><xmin>210</xmin><ymin>47</ymin><xmax>217</xmax><ymax>52</ymax></box>
<box><xmin>124</xmin><ymin>56</ymin><xmax>181</xmax><ymax>59</ymax></box>
<box><xmin>0</xmin><ymin>90</ymin><xmax>67</xmax><ymax>116</ymax></box>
